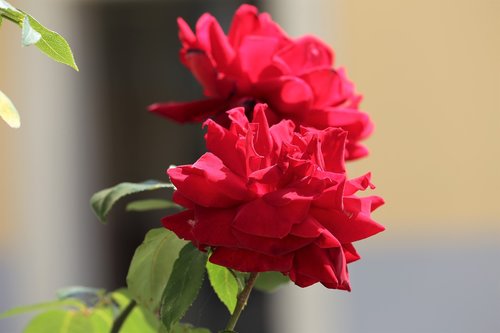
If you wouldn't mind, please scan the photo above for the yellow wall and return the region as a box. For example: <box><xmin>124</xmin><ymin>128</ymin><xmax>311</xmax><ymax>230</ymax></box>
<box><xmin>309</xmin><ymin>0</ymin><xmax>500</xmax><ymax>234</ymax></box>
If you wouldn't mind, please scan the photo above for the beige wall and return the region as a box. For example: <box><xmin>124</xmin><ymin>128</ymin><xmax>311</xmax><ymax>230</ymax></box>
<box><xmin>271</xmin><ymin>0</ymin><xmax>500</xmax><ymax>234</ymax></box>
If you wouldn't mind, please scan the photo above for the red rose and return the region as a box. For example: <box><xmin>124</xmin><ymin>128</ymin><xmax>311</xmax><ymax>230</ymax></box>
<box><xmin>149</xmin><ymin>4</ymin><xmax>373</xmax><ymax>160</ymax></box>
<box><xmin>163</xmin><ymin>103</ymin><xmax>384</xmax><ymax>290</ymax></box>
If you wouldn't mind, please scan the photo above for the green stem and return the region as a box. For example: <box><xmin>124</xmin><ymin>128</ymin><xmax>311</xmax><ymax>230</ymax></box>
<box><xmin>224</xmin><ymin>272</ymin><xmax>259</xmax><ymax>332</ymax></box>
<box><xmin>0</xmin><ymin>13</ymin><xmax>19</xmax><ymax>24</ymax></box>
<box><xmin>110</xmin><ymin>299</ymin><xmax>136</xmax><ymax>333</ymax></box>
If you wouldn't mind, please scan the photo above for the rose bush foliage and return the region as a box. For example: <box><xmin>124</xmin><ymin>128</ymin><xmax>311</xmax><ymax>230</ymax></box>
<box><xmin>163</xmin><ymin>104</ymin><xmax>384</xmax><ymax>290</ymax></box>
<box><xmin>150</xmin><ymin>4</ymin><xmax>373</xmax><ymax>160</ymax></box>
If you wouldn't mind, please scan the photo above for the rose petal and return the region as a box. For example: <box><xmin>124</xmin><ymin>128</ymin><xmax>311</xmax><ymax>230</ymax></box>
<box><xmin>204</xmin><ymin>118</ymin><xmax>247</xmax><ymax>177</ymax></box>
<box><xmin>233</xmin><ymin>228</ymin><xmax>313</xmax><ymax>256</ymax></box>
<box><xmin>344</xmin><ymin>173</ymin><xmax>375</xmax><ymax>195</ymax></box>
<box><xmin>193</xmin><ymin>207</ymin><xmax>239</xmax><ymax>247</ymax></box>
<box><xmin>274</xmin><ymin>35</ymin><xmax>333</xmax><ymax>74</ymax></box>
<box><xmin>210</xmin><ymin>247</ymin><xmax>293</xmax><ymax>272</ymax></box>
<box><xmin>258</xmin><ymin>76</ymin><xmax>313</xmax><ymax>115</ymax></box>
<box><xmin>290</xmin><ymin>244</ymin><xmax>343</xmax><ymax>287</ymax></box>
<box><xmin>311</xmin><ymin>206</ymin><xmax>385</xmax><ymax>244</ymax></box>
<box><xmin>162</xmin><ymin>209</ymin><xmax>196</xmax><ymax>242</ymax></box>
<box><xmin>168</xmin><ymin>153</ymin><xmax>250</xmax><ymax>207</ymax></box>
<box><xmin>228</xmin><ymin>4</ymin><xmax>260</xmax><ymax>48</ymax></box>
<box><xmin>301</xmin><ymin>69</ymin><xmax>353</xmax><ymax>109</ymax></box>
<box><xmin>177</xmin><ymin>17</ymin><xmax>196</xmax><ymax>48</ymax></box>
<box><xmin>237</xmin><ymin>36</ymin><xmax>282</xmax><ymax>83</ymax></box>
<box><xmin>148</xmin><ymin>98</ymin><xmax>225</xmax><ymax>123</ymax></box>
<box><xmin>208</xmin><ymin>17</ymin><xmax>235</xmax><ymax>71</ymax></box>
<box><xmin>233</xmin><ymin>193</ymin><xmax>311</xmax><ymax>238</ymax></box>
<box><xmin>342</xmin><ymin>243</ymin><xmax>361</xmax><ymax>263</ymax></box>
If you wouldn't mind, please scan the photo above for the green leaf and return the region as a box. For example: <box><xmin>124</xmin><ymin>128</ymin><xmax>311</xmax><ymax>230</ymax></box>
<box><xmin>23</xmin><ymin>310</ymin><xmax>93</xmax><ymax>333</ymax></box>
<box><xmin>126</xmin><ymin>228</ymin><xmax>186</xmax><ymax>311</ymax></box>
<box><xmin>90</xmin><ymin>180</ymin><xmax>173</xmax><ymax>223</ymax></box>
<box><xmin>21</xmin><ymin>16</ymin><xmax>41</xmax><ymax>46</ymax></box>
<box><xmin>160</xmin><ymin>243</ymin><xmax>208</xmax><ymax>332</ymax></box>
<box><xmin>0</xmin><ymin>299</ymin><xmax>85</xmax><ymax>319</ymax></box>
<box><xmin>24</xmin><ymin>14</ymin><xmax>78</xmax><ymax>71</ymax></box>
<box><xmin>111</xmin><ymin>289</ymin><xmax>159</xmax><ymax>333</ymax></box>
<box><xmin>0</xmin><ymin>89</ymin><xmax>20</xmax><ymax>128</ymax></box>
<box><xmin>206</xmin><ymin>262</ymin><xmax>238</xmax><ymax>314</ymax></box>
<box><xmin>170</xmin><ymin>323</ymin><xmax>211</xmax><ymax>333</ymax></box>
<box><xmin>254</xmin><ymin>271</ymin><xmax>290</xmax><ymax>292</ymax></box>
<box><xmin>126</xmin><ymin>199</ymin><xmax>181</xmax><ymax>212</ymax></box>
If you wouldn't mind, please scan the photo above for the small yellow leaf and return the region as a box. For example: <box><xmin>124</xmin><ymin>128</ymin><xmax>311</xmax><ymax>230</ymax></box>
<box><xmin>0</xmin><ymin>90</ymin><xmax>20</xmax><ymax>128</ymax></box>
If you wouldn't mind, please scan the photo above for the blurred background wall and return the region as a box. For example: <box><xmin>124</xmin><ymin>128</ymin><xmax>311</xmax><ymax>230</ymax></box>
<box><xmin>1</xmin><ymin>0</ymin><xmax>499</xmax><ymax>332</ymax></box>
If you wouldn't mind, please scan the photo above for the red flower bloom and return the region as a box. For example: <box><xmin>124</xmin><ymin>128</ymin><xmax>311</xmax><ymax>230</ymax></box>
<box><xmin>150</xmin><ymin>4</ymin><xmax>373</xmax><ymax>160</ymax></box>
<box><xmin>163</xmin><ymin>104</ymin><xmax>384</xmax><ymax>290</ymax></box>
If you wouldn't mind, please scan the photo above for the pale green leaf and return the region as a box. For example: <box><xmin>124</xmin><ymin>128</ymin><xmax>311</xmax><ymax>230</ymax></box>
<box><xmin>90</xmin><ymin>180</ymin><xmax>173</xmax><ymax>223</ymax></box>
<box><xmin>126</xmin><ymin>199</ymin><xmax>181</xmax><ymax>212</ymax></box>
<box><xmin>254</xmin><ymin>271</ymin><xmax>290</xmax><ymax>292</ymax></box>
<box><xmin>111</xmin><ymin>289</ymin><xmax>159</xmax><ymax>333</ymax></box>
<box><xmin>126</xmin><ymin>228</ymin><xmax>186</xmax><ymax>311</ymax></box>
<box><xmin>23</xmin><ymin>310</ymin><xmax>93</xmax><ymax>333</ymax></box>
<box><xmin>21</xmin><ymin>16</ymin><xmax>40</xmax><ymax>46</ymax></box>
<box><xmin>0</xmin><ymin>89</ymin><xmax>20</xmax><ymax>128</ymax></box>
<box><xmin>206</xmin><ymin>262</ymin><xmax>238</xmax><ymax>314</ymax></box>
<box><xmin>88</xmin><ymin>308</ymin><xmax>113</xmax><ymax>332</ymax></box>
<box><xmin>24</xmin><ymin>14</ymin><xmax>78</xmax><ymax>71</ymax></box>
<box><xmin>0</xmin><ymin>299</ymin><xmax>85</xmax><ymax>319</ymax></box>
<box><xmin>160</xmin><ymin>243</ymin><xmax>208</xmax><ymax>332</ymax></box>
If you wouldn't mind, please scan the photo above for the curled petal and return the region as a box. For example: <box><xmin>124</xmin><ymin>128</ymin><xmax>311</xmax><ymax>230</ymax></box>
<box><xmin>274</xmin><ymin>35</ymin><xmax>333</xmax><ymax>74</ymax></box>
<box><xmin>301</xmin><ymin>69</ymin><xmax>354</xmax><ymax>109</ymax></box>
<box><xmin>168</xmin><ymin>153</ymin><xmax>250</xmax><ymax>208</ymax></box>
<box><xmin>204</xmin><ymin>118</ymin><xmax>247</xmax><ymax>177</ymax></box>
<box><xmin>290</xmin><ymin>244</ymin><xmax>349</xmax><ymax>290</ymax></box>
<box><xmin>177</xmin><ymin>17</ymin><xmax>196</xmax><ymax>48</ymax></box>
<box><xmin>228</xmin><ymin>4</ymin><xmax>260</xmax><ymax>48</ymax></box>
<box><xmin>342</xmin><ymin>243</ymin><xmax>361</xmax><ymax>263</ymax></box>
<box><xmin>312</xmin><ymin>205</ymin><xmax>385</xmax><ymax>244</ymax></box>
